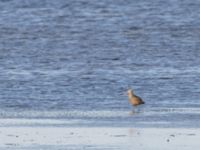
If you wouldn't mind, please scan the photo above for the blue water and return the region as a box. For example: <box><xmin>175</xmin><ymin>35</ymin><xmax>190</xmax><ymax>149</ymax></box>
<box><xmin>0</xmin><ymin>0</ymin><xmax>200</xmax><ymax>127</ymax></box>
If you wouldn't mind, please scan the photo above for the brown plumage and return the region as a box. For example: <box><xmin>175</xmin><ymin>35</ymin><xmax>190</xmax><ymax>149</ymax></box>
<box><xmin>127</xmin><ymin>89</ymin><xmax>145</xmax><ymax>106</ymax></box>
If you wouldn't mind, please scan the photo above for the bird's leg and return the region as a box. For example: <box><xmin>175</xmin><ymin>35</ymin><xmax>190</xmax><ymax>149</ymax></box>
<box><xmin>131</xmin><ymin>109</ymin><xmax>135</xmax><ymax>114</ymax></box>
<box><xmin>137</xmin><ymin>104</ymin><xmax>145</xmax><ymax>113</ymax></box>
<box><xmin>130</xmin><ymin>106</ymin><xmax>143</xmax><ymax>115</ymax></box>
<box><xmin>135</xmin><ymin>107</ymin><xmax>140</xmax><ymax>113</ymax></box>
<box><xmin>129</xmin><ymin>108</ymin><xmax>137</xmax><ymax>115</ymax></box>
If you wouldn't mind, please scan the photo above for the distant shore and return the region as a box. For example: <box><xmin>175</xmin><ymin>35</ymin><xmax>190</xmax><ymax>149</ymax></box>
<box><xmin>0</xmin><ymin>127</ymin><xmax>199</xmax><ymax>150</ymax></box>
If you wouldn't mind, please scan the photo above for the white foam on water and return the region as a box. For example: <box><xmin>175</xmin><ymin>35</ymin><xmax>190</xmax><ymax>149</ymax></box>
<box><xmin>0</xmin><ymin>110</ymin><xmax>130</xmax><ymax>118</ymax></box>
<box><xmin>0</xmin><ymin>118</ymin><xmax>81</xmax><ymax>126</ymax></box>
<box><xmin>1</xmin><ymin>107</ymin><xmax>200</xmax><ymax>120</ymax></box>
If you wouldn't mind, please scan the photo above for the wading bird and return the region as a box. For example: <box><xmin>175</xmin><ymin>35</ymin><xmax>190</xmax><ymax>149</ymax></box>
<box><xmin>127</xmin><ymin>89</ymin><xmax>145</xmax><ymax>106</ymax></box>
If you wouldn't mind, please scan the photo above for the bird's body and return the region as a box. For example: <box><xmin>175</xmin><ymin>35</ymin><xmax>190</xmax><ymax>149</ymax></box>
<box><xmin>127</xmin><ymin>89</ymin><xmax>145</xmax><ymax>106</ymax></box>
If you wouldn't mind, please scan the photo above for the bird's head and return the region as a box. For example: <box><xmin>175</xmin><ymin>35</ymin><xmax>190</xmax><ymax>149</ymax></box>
<box><xmin>127</xmin><ymin>89</ymin><xmax>134</xmax><ymax>96</ymax></box>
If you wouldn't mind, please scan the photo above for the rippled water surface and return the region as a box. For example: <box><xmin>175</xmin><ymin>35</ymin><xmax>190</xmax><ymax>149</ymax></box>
<box><xmin>0</xmin><ymin>0</ymin><xmax>200</xmax><ymax>127</ymax></box>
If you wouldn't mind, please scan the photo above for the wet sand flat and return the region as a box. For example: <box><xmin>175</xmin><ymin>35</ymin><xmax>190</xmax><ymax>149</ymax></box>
<box><xmin>0</xmin><ymin>127</ymin><xmax>199</xmax><ymax>150</ymax></box>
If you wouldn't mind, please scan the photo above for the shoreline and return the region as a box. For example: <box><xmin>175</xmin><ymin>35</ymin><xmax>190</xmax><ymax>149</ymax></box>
<box><xmin>0</xmin><ymin>126</ymin><xmax>199</xmax><ymax>149</ymax></box>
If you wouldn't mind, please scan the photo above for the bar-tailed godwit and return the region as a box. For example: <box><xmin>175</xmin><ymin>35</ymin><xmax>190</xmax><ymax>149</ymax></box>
<box><xmin>127</xmin><ymin>89</ymin><xmax>145</xmax><ymax>106</ymax></box>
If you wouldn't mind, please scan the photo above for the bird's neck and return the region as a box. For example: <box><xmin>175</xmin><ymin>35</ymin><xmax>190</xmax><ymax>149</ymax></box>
<box><xmin>128</xmin><ymin>93</ymin><xmax>135</xmax><ymax>99</ymax></box>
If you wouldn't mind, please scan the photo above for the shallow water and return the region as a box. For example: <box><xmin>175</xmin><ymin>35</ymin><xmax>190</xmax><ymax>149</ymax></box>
<box><xmin>0</xmin><ymin>0</ymin><xmax>200</xmax><ymax>127</ymax></box>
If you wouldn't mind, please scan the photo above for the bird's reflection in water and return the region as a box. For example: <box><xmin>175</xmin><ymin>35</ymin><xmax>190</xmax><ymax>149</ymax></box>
<box><xmin>128</xmin><ymin>128</ymin><xmax>135</xmax><ymax>137</ymax></box>
<box><xmin>128</xmin><ymin>128</ymin><xmax>140</xmax><ymax>137</ymax></box>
